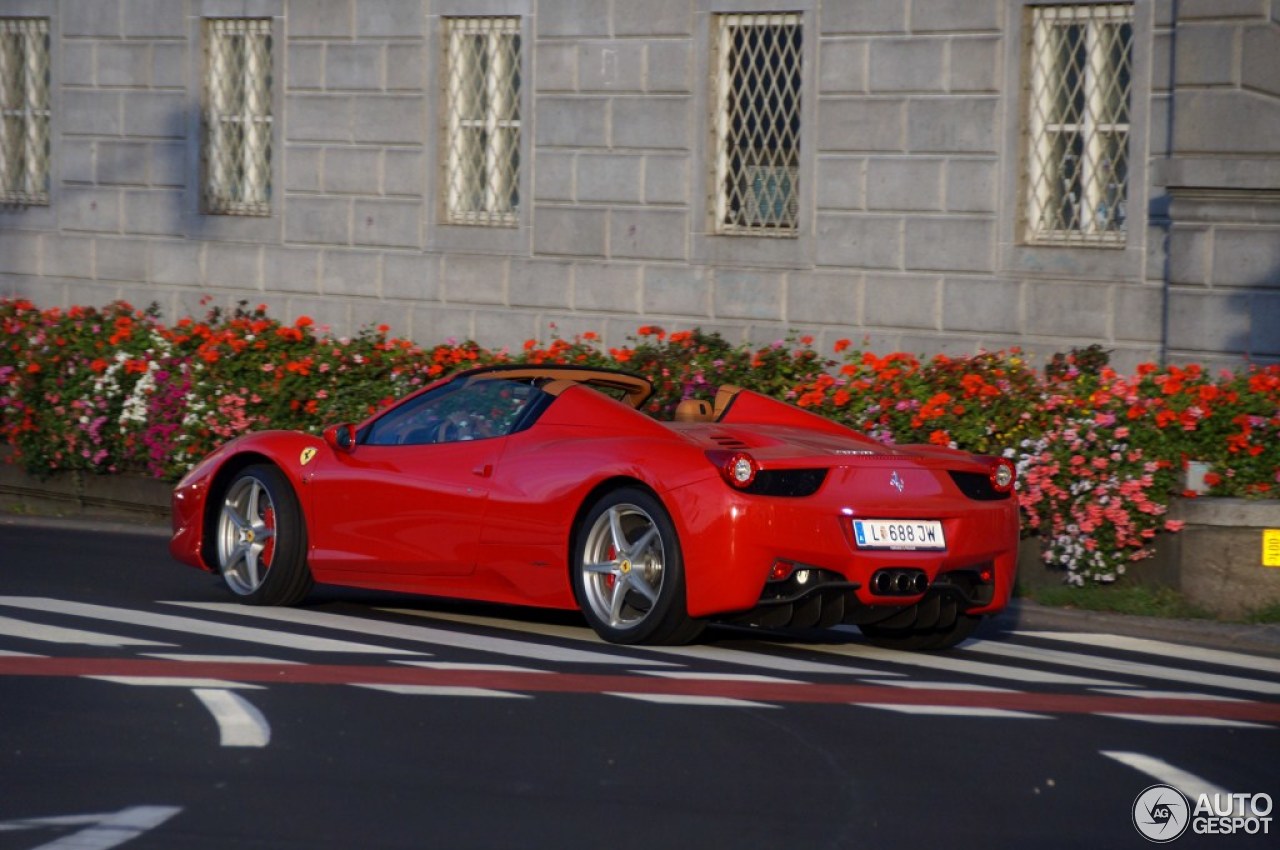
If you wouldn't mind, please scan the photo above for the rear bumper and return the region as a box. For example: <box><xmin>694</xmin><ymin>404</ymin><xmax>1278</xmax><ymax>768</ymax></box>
<box><xmin>669</xmin><ymin>479</ymin><xmax>1020</xmax><ymax>621</ymax></box>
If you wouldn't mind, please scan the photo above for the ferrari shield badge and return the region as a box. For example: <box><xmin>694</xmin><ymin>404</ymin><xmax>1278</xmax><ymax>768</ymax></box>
<box><xmin>300</xmin><ymin>447</ymin><xmax>318</xmax><ymax>467</ymax></box>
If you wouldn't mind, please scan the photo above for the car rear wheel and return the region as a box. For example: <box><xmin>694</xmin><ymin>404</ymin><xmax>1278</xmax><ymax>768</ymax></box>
<box><xmin>858</xmin><ymin>613</ymin><xmax>983</xmax><ymax>650</ymax></box>
<box><xmin>215</xmin><ymin>464</ymin><xmax>312</xmax><ymax>606</ymax></box>
<box><xmin>573</xmin><ymin>488</ymin><xmax>704</xmax><ymax>645</ymax></box>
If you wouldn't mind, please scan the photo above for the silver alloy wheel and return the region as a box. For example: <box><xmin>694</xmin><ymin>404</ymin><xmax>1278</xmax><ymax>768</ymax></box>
<box><xmin>580</xmin><ymin>502</ymin><xmax>666</xmax><ymax>630</ymax></box>
<box><xmin>216</xmin><ymin>474</ymin><xmax>278</xmax><ymax>596</ymax></box>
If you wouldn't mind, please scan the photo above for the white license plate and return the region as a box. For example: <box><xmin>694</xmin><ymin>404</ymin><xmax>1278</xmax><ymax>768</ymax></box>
<box><xmin>853</xmin><ymin>519</ymin><xmax>946</xmax><ymax>550</ymax></box>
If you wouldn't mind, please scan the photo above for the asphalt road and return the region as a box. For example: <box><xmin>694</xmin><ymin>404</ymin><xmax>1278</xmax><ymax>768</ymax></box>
<box><xmin>1</xmin><ymin>520</ymin><xmax>1277</xmax><ymax>850</ymax></box>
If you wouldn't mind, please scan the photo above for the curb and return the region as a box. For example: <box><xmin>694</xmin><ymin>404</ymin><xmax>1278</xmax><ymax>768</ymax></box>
<box><xmin>994</xmin><ymin>599</ymin><xmax>1280</xmax><ymax>659</ymax></box>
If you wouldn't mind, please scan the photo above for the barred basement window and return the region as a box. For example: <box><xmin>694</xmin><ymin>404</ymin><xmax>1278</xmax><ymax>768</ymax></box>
<box><xmin>202</xmin><ymin>19</ymin><xmax>272</xmax><ymax>216</ymax></box>
<box><xmin>1023</xmin><ymin>4</ymin><xmax>1132</xmax><ymax>245</ymax></box>
<box><xmin>0</xmin><ymin>18</ymin><xmax>50</xmax><ymax>206</ymax></box>
<box><xmin>443</xmin><ymin>17</ymin><xmax>521</xmax><ymax>227</ymax></box>
<box><xmin>711</xmin><ymin>13</ymin><xmax>802</xmax><ymax>236</ymax></box>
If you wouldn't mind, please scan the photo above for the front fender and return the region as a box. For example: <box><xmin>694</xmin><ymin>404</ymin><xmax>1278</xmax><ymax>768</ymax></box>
<box><xmin>169</xmin><ymin>431</ymin><xmax>325</xmax><ymax>572</ymax></box>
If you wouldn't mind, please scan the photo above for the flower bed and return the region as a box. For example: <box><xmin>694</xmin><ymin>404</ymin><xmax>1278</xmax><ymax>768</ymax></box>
<box><xmin>3</xmin><ymin>298</ymin><xmax>1278</xmax><ymax>585</ymax></box>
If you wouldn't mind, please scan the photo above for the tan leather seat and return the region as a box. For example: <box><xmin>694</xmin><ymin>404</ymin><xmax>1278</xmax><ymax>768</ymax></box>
<box><xmin>674</xmin><ymin>399</ymin><xmax>714</xmax><ymax>422</ymax></box>
<box><xmin>713</xmin><ymin>384</ymin><xmax>742</xmax><ymax>420</ymax></box>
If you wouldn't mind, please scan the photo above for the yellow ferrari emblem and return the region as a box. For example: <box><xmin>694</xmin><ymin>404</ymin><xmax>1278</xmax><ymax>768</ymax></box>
<box><xmin>300</xmin><ymin>447</ymin><xmax>318</xmax><ymax>466</ymax></box>
<box><xmin>619</xmin><ymin>560</ymin><xmax>632</xmax><ymax>574</ymax></box>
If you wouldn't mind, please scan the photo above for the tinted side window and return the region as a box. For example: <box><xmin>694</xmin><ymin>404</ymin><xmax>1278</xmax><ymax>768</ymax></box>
<box><xmin>363</xmin><ymin>379</ymin><xmax>548</xmax><ymax>446</ymax></box>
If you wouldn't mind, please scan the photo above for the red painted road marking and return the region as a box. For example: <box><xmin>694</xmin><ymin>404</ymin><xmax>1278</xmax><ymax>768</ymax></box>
<box><xmin>2</xmin><ymin>655</ymin><xmax>1278</xmax><ymax>724</ymax></box>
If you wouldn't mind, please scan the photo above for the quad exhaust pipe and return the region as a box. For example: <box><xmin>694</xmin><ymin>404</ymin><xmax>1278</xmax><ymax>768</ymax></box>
<box><xmin>870</xmin><ymin>568</ymin><xmax>929</xmax><ymax>596</ymax></box>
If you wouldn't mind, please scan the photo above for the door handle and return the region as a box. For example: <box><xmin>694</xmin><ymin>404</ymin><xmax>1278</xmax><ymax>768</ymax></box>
<box><xmin>472</xmin><ymin>463</ymin><xmax>493</xmax><ymax>478</ymax></box>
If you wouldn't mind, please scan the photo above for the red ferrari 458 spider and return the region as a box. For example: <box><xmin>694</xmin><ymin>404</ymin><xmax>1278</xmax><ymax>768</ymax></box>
<box><xmin>171</xmin><ymin>364</ymin><xmax>1019</xmax><ymax>648</ymax></box>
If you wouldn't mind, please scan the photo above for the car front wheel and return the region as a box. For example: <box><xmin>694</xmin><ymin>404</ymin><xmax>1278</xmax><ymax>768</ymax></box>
<box><xmin>573</xmin><ymin>488</ymin><xmax>703</xmax><ymax>645</ymax></box>
<box><xmin>215</xmin><ymin>464</ymin><xmax>312</xmax><ymax>606</ymax></box>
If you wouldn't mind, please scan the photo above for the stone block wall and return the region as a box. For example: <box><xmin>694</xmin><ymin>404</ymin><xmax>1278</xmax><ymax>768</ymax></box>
<box><xmin>0</xmin><ymin>0</ymin><xmax>1276</xmax><ymax>371</ymax></box>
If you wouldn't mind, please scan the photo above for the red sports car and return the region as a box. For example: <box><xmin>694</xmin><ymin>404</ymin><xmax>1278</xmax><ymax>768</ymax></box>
<box><xmin>170</xmin><ymin>364</ymin><xmax>1019</xmax><ymax>648</ymax></box>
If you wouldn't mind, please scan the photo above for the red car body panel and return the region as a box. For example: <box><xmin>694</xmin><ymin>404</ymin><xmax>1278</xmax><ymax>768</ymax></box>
<box><xmin>170</xmin><ymin>369</ymin><xmax>1020</xmax><ymax>625</ymax></box>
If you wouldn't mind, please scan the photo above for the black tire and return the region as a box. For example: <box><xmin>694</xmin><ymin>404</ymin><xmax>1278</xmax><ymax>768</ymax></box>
<box><xmin>572</xmin><ymin>487</ymin><xmax>704</xmax><ymax>645</ymax></box>
<box><xmin>213</xmin><ymin>464</ymin><xmax>312</xmax><ymax>606</ymax></box>
<box><xmin>858</xmin><ymin>613</ymin><xmax>984</xmax><ymax>651</ymax></box>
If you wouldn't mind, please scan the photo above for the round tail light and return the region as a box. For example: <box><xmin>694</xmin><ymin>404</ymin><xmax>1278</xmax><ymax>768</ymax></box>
<box><xmin>990</xmin><ymin>459</ymin><xmax>1015</xmax><ymax>493</ymax></box>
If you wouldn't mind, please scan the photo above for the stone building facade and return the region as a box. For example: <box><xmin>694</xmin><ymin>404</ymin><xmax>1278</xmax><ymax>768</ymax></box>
<box><xmin>0</xmin><ymin>0</ymin><xmax>1276</xmax><ymax>371</ymax></box>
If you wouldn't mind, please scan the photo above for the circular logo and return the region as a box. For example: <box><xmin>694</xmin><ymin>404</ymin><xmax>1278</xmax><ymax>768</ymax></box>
<box><xmin>1133</xmin><ymin>784</ymin><xmax>1191</xmax><ymax>843</ymax></box>
<box><xmin>619</xmin><ymin>560</ymin><xmax>632</xmax><ymax>575</ymax></box>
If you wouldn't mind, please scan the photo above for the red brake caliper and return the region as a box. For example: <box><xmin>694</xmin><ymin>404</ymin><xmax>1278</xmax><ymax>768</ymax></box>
<box><xmin>605</xmin><ymin>544</ymin><xmax>617</xmax><ymax>589</ymax></box>
<box><xmin>260</xmin><ymin>506</ymin><xmax>276</xmax><ymax>567</ymax></box>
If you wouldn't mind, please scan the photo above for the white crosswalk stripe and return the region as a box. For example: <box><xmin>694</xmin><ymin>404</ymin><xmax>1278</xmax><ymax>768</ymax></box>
<box><xmin>0</xmin><ymin>597</ymin><xmax>423</xmax><ymax>656</ymax></box>
<box><xmin>796</xmin><ymin>641</ymin><xmax>1130</xmax><ymax>687</ymax></box>
<box><xmin>171</xmin><ymin>601</ymin><xmax>672</xmax><ymax>666</ymax></box>
<box><xmin>964</xmin><ymin>639</ymin><xmax>1280</xmax><ymax>696</ymax></box>
<box><xmin>0</xmin><ymin>614</ymin><xmax>174</xmax><ymax>648</ymax></box>
<box><xmin>854</xmin><ymin>704</ymin><xmax>1051</xmax><ymax>720</ymax></box>
<box><xmin>1</xmin><ymin>595</ymin><xmax>1277</xmax><ymax>725</ymax></box>
<box><xmin>1015</xmin><ymin>631</ymin><xmax>1280</xmax><ymax>675</ymax></box>
<box><xmin>606</xmin><ymin>693</ymin><xmax>779</xmax><ymax>708</ymax></box>
<box><xmin>1096</xmin><ymin>713</ymin><xmax>1270</xmax><ymax>729</ymax></box>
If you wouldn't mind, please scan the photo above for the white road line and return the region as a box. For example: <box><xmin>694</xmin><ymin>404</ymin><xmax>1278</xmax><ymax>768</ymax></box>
<box><xmin>0</xmin><ymin>597</ymin><xmax>422</xmax><ymax>655</ymax></box>
<box><xmin>192</xmin><ymin>688</ymin><xmax>271</xmax><ymax>747</ymax></box>
<box><xmin>0</xmin><ymin>614</ymin><xmax>174</xmax><ymax>647</ymax></box>
<box><xmin>636</xmin><ymin>671</ymin><xmax>805</xmax><ymax>684</ymax></box>
<box><xmin>633</xmin><ymin>643</ymin><xmax>904</xmax><ymax>677</ymax></box>
<box><xmin>1016</xmin><ymin>631</ymin><xmax>1280</xmax><ymax>675</ymax></box>
<box><xmin>14</xmin><ymin>806</ymin><xmax>183</xmax><ymax>850</ymax></box>
<box><xmin>1095</xmin><ymin>713</ymin><xmax>1271</xmax><ymax>729</ymax></box>
<box><xmin>355</xmin><ymin>684</ymin><xmax>531</xmax><ymax>699</ymax></box>
<box><xmin>1101</xmin><ymin>751</ymin><xmax>1230</xmax><ymax>800</ymax></box>
<box><xmin>86</xmin><ymin>676</ymin><xmax>264</xmax><ymax>689</ymax></box>
<box><xmin>177</xmin><ymin>602</ymin><xmax>671</xmax><ymax>667</ymax></box>
<box><xmin>1091</xmin><ymin>688</ymin><xmax>1247</xmax><ymax>702</ymax></box>
<box><xmin>409</xmin><ymin>609</ymin><xmax>884</xmax><ymax>675</ymax></box>
<box><xmin>606</xmin><ymin>693</ymin><xmax>779</xmax><ymax>708</ymax></box>
<box><xmin>964</xmin><ymin>639</ymin><xmax>1280</xmax><ymax>696</ymax></box>
<box><xmin>871</xmin><ymin>680</ymin><xmax>1021</xmax><ymax>693</ymax></box>
<box><xmin>798</xmin><ymin>642</ymin><xmax>1127</xmax><ymax>687</ymax></box>
<box><xmin>853</xmin><ymin>704</ymin><xmax>1052</xmax><ymax>719</ymax></box>
<box><xmin>396</xmin><ymin>661</ymin><xmax>551</xmax><ymax>674</ymax></box>
<box><xmin>141</xmin><ymin>653</ymin><xmax>303</xmax><ymax>665</ymax></box>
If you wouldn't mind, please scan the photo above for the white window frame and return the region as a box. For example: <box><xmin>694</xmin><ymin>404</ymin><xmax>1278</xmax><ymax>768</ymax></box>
<box><xmin>202</xmin><ymin>18</ymin><xmax>273</xmax><ymax>216</ymax></box>
<box><xmin>0</xmin><ymin>17</ymin><xmax>49</xmax><ymax>206</ymax></box>
<box><xmin>443</xmin><ymin>16</ymin><xmax>521</xmax><ymax>228</ymax></box>
<box><xmin>1023</xmin><ymin>3</ymin><xmax>1133</xmax><ymax>246</ymax></box>
<box><xmin>711</xmin><ymin>12</ymin><xmax>803</xmax><ymax>238</ymax></box>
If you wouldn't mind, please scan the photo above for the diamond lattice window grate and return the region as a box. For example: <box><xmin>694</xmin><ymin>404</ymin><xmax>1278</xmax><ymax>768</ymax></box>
<box><xmin>203</xmin><ymin>19</ymin><xmax>273</xmax><ymax>216</ymax></box>
<box><xmin>0</xmin><ymin>18</ymin><xmax>50</xmax><ymax>206</ymax></box>
<box><xmin>1024</xmin><ymin>4</ymin><xmax>1133</xmax><ymax>245</ymax></box>
<box><xmin>444</xmin><ymin>17</ymin><xmax>521</xmax><ymax>227</ymax></box>
<box><xmin>712</xmin><ymin>13</ymin><xmax>802</xmax><ymax>237</ymax></box>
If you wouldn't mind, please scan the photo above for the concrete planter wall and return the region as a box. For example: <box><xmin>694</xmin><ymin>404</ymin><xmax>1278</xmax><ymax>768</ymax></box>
<box><xmin>0</xmin><ymin>458</ymin><xmax>170</xmax><ymax>524</ymax></box>
<box><xmin>1018</xmin><ymin>498</ymin><xmax>1280</xmax><ymax>618</ymax></box>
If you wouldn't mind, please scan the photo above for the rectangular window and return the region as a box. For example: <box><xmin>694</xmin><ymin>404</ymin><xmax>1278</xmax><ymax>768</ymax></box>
<box><xmin>443</xmin><ymin>17</ymin><xmax>521</xmax><ymax>227</ymax></box>
<box><xmin>0</xmin><ymin>18</ymin><xmax>50</xmax><ymax>206</ymax></box>
<box><xmin>711</xmin><ymin>13</ymin><xmax>802</xmax><ymax>237</ymax></box>
<box><xmin>1024</xmin><ymin>4</ymin><xmax>1132</xmax><ymax>245</ymax></box>
<box><xmin>202</xmin><ymin>18</ymin><xmax>272</xmax><ymax>216</ymax></box>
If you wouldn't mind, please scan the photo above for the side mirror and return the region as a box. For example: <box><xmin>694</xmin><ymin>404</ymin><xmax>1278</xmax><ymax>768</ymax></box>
<box><xmin>324</xmin><ymin>423</ymin><xmax>357</xmax><ymax>453</ymax></box>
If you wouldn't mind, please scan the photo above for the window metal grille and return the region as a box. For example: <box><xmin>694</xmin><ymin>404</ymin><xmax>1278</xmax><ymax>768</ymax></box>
<box><xmin>203</xmin><ymin>18</ymin><xmax>272</xmax><ymax>216</ymax></box>
<box><xmin>443</xmin><ymin>17</ymin><xmax>521</xmax><ymax>227</ymax></box>
<box><xmin>0</xmin><ymin>18</ymin><xmax>50</xmax><ymax>206</ymax></box>
<box><xmin>711</xmin><ymin>13</ymin><xmax>802</xmax><ymax>236</ymax></box>
<box><xmin>1024</xmin><ymin>4</ymin><xmax>1132</xmax><ymax>244</ymax></box>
